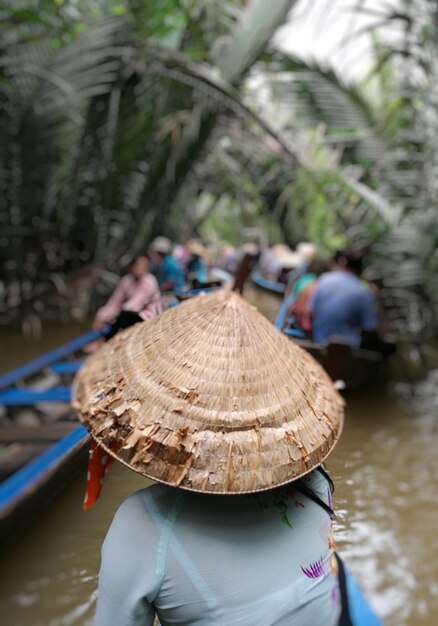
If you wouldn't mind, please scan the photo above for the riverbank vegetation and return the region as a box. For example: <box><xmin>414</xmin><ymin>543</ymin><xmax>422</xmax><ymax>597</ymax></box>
<box><xmin>1</xmin><ymin>0</ymin><xmax>436</xmax><ymax>338</ymax></box>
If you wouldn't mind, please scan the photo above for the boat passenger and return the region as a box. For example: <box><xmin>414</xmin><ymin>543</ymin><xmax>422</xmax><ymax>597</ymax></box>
<box><xmin>149</xmin><ymin>236</ymin><xmax>185</xmax><ymax>292</ymax></box>
<box><xmin>73</xmin><ymin>291</ymin><xmax>351</xmax><ymax>626</ymax></box>
<box><xmin>277</xmin><ymin>251</ymin><xmax>301</xmax><ymax>284</ymax></box>
<box><xmin>290</xmin><ymin>259</ymin><xmax>328</xmax><ymax>333</ymax></box>
<box><xmin>259</xmin><ymin>244</ymin><xmax>289</xmax><ymax>279</ymax></box>
<box><xmin>308</xmin><ymin>251</ymin><xmax>393</xmax><ymax>353</ymax></box>
<box><xmin>173</xmin><ymin>243</ymin><xmax>190</xmax><ymax>268</ymax></box>
<box><xmin>92</xmin><ymin>255</ymin><xmax>161</xmax><ymax>340</ymax></box>
<box><xmin>285</xmin><ymin>242</ymin><xmax>318</xmax><ymax>297</ymax></box>
<box><xmin>221</xmin><ymin>242</ymin><xmax>238</xmax><ymax>273</ymax></box>
<box><xmin>186</xmin><ymin>241</ymin><xmax>208</xmax><ymax>286</ymax></box>
<box><xmin>258</xmin><ymin>247</ymin><xmax>279</xmax><ymax>277</ymax></box>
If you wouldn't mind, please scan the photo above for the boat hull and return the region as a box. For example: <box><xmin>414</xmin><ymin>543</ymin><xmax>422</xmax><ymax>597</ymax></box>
<box><xmin>0</xmin><ymin>426</ymin><xmax>89</xmax><ymax>542</ymax></box>
<box><xmin>250</xmin><ymin>270</ymin><xmax>286</xmax><ymax>295</ymax></box>
<box><xmin>293</xmin><ymin>338</ymin><xmax>383</xmax><ymax>391</ymax></box>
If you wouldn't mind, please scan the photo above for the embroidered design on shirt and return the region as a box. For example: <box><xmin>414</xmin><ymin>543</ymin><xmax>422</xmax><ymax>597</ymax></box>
<box><xmin>272</xmin><ymin>493</ymin><xmax>293</xmax><ymax>529</ymax></box>
<box><xmin>300</xmin><ymin>557</ymin><xmax>327</xmax><ymax>579</ymax></box>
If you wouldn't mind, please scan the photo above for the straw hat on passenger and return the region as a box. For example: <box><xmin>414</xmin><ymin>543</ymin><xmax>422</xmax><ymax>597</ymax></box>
<box><xmin>279</xmin><ymin>251</ymin><xmax>301</xmax><ymax>270</ymax></box>
<box><xmin>297</xmin><ymin>242</ymin><xmax>318</xmax><ymax>261</ymax></box>
<box><xmin>73</xmin><ymin>292</ymin><xmax>344</xmax><ymax>494</ymax></box>
<box><xmin>239</xmin><ymin>242</ymin><xmax>259</xmax><ymax>256</ymax></box>
<box><xmin>271</xmin><ymin>243</ymin><xmax>291</xmax><ymax>258</ymax></box>
<box><xmin>187</xmin><ymin>240</ymin><xmax>207</xmax><ymax>259</ymax></box>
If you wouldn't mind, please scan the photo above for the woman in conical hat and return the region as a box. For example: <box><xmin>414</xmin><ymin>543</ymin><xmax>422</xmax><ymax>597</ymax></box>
<box><xmin>73</xmin><ymin>291</ymin><xmax>345</xmax><ymax>626</ymax></box>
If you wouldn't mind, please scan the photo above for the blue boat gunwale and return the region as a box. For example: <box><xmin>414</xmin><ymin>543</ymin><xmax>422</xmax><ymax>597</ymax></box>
<box><xmin>345</xmin><ymin>569</ymin><xmax>382</xmax><ymax>626</ymax></box>
<box><xmin>0</xmin><ymin>425</ymin><xmax>89</xmax><ymax>513</ymax></box>
<box><xmin>0</xmin><ymin>329</ymin><xmax>99</xmax><ymax>515</ymax></box>
<box><xmin>0</xmin><ymin>328</ymin><xmax>104</xmax><ymax>391</ymax></box>
<box><xmin>50</xmin><ymin>360</ymin><xmax>83</xmax><ymax>375</ymax></box>
<box><xmin>275</xmin><ymin>293</ymin><xmax>296</xmax><ymax>330</ymax></box>
<box><xmin>250</xmin><ymin>270</ymin><xmax>286</xmax><ymax>294</ymax></box>
<box><xmin>0</xmin><ymin>387</ymin><xmax>72</xmax><ymax>405</ymax></box>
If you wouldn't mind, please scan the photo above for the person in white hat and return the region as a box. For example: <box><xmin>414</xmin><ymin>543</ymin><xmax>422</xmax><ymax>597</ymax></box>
<box><xmin>74</xmin><ymin>292</ymin><xmax>346</xmax><ymax>626</ymax></box>
<box><xmin>149</xmin><ymin>237</ymin><xmax>185</xmax><ymax>292</ymax></box>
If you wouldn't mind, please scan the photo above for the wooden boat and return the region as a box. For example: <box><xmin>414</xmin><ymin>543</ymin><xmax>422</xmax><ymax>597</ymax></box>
<box><xmin>275</xmin><ymin>295</ymin><xmax>385</xmax><ymax>390</ymax></box>
<box><xmin>0</xmin><ymin>330</ymin><xmax>101</xmax><ymax>541</ymax></box>
<box><xmin>250</xmin><ymin>269</ymin><xmax>286</xmax><ymax>295</ymax></box>
<box><xmin>343</xmin><ymin>568</ymin><xmax>382</xmax><ymax>626</ymax></box>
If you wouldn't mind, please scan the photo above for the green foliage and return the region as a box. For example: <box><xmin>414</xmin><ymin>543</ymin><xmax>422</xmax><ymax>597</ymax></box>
<box><xmin>0</xmin><ymin>0</ymin><xmax>436</xmax><ymax>337</ymax></box>
<box><xmin>0</xmin><ymin>0</ymin><xmax>298</xmax><ymax>322</ymax></box>
<box><xmin>252</xmin><ymin>35</ymin><xmax>437</xmax><ymax>335</ymax></box>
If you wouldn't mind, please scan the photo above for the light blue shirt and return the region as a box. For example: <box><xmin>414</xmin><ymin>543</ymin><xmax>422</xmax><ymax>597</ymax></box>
<box><xmin>309</xmin><ymin>271</ymin><xmax>378</xmax><ymax>348</ymax></box>
<box><xmin>95</xmin><ymin>471</ymin><xmax>340</xmax><ymax>626</ymax></box>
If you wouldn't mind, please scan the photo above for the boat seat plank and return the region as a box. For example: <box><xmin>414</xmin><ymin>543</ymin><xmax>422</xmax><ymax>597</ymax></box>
<box><xmin>0</xmin><ymin>443</ymin><xmax>49</xmax><ymax>481</ymax></box>
<box><xmin>49</xmin><ymin>360</ymin><xmax>83</xmax><ymax>375</ymax></box>
<box><xmin>0</xmin><ymin>387</ymin><xmax>71</xmax><ymax>405</ymax></box>
<box><xmin>0</xmin><ymin>422</ymin><xmax>78</xmax><ymax>444</ymax></box>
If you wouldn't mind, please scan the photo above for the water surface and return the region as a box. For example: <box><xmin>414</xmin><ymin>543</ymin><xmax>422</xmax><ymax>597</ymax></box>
<box><xmin>0</xmin><ymin>291</ymin><xmax>437</xmax><ymax>626</ymax></box>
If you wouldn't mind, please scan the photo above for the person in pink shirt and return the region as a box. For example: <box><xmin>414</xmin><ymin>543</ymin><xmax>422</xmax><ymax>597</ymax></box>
<box><xmin>93</xmin><ymin>255</ymin><xmax>161</xmax><ymax>340</ymax></box>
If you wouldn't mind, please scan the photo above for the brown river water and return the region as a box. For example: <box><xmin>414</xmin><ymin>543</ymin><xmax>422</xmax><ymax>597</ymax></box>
<box><xmin>0</xmin><ymin>288</ymin><xmax>437</xmax><ymax>626</ymax></box>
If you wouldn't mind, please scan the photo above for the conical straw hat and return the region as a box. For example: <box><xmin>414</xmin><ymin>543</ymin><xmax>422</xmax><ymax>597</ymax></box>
<box><xmin>271</xmin><ymin>244</ymin><xmax>291</xmax><ymax>258</ymax></box>
<box><xmin>187</xmin><ymin>240</ymin><xmax>207</xmax><ymax>258</ymax></box>
<box><xmin>297</xmin><ymin>242</ymin><xmax>318</xmax><ymax>260</ymax></box>
<box><xmin>73</xmin><ymin>292</ymin><xmax>344</xmax><ymax>494</ymax></box>
<box><xmin>279</xmin><ymin>251</ymin><xmax>301</xmax><ymax>269</ymax></box>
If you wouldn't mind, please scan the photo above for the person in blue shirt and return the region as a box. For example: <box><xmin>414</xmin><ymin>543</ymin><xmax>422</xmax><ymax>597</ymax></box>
<box><xmin>186</xmin><ymin>241</ymin><xmax>208</xmax><ymax>286</ymax></box>
<box><xmin>308</xmin><ymin>252</ymin><xmax>381</xmax><ymax>350</ymax></box>
<box><xmin>149</xmin><ymin>237</ymin><xmax>185</xmax><ymax>292</ymax></box>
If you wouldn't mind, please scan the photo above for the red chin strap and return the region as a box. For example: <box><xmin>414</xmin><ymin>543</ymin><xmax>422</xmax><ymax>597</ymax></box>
<box><xmin>83</xmin><ymin>440</ymin><xmax>122</xmax><ymax>510</ymax></box>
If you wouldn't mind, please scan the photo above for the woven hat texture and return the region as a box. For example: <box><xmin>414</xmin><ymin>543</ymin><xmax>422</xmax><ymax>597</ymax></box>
<box><xmin>73</xmin><ymin>291</ymin><xmax>344</xmax><ymax>494</ymax></box>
